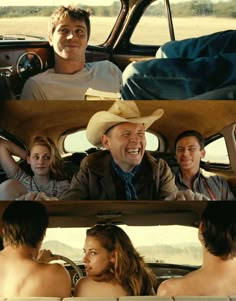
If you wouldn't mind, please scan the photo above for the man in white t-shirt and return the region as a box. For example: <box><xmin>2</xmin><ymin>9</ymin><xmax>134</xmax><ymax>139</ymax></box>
<box><xmin>20</xmin><ymin>5</ymin><xmax>122</xmax><ymax>100</ymax></box>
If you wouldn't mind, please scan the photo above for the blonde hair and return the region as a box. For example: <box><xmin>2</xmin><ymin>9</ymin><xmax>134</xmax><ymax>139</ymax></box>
<box><xmin>28</xmin><ymin>136</ymin><xmax>66</xmax><ymax>180</ymax></box>
<box><xmin>86</xmin><ymin>224</ymin><xmax>157</xmax><ymax>295</ymax></box>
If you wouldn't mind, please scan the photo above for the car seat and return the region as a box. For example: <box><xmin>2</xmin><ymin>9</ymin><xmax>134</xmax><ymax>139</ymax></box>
<box><xmin>0</xmin><ymin>76</ymin><xmax>16</xmax><ymax>100</ymax></box>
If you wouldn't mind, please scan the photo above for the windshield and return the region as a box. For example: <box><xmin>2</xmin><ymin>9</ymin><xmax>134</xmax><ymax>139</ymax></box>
<box><xmin>0</xmin><ymin>0</ymin><xmax>234</xmax><ymax>44</ymax></box>
<box><xmin>43</xmin><ymin>225</ymin><xmax>202</xmax><ymax>266</ymax></box>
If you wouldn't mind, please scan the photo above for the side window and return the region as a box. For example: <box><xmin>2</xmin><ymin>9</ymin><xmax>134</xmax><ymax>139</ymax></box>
<box><xmin>131</xmin><ymin>0</ymin><xmax>235</xmax><ymax>46</ymax></box>
<box><xmin>131</xmin><ymin>0</ymin><xmax>170</xmax><ymax>45</ymax></box>
<box><xmin>89</xmin><ymin>2</ymin><xmax>122</xmax><ymax>45</ymax></box>
<box><xmin>132</xmin><ymin>0</ymin><xmax>236</xmax><ymax>45</ymax></box>
<box><xmin>171</xmin><ymin>0</ymin><xmax>235</xmax><ymax>40</ymax></box>
<box><xmin>64</xmin><ymin>130</ymin><xmax>160</xmax><ymax>153</ymax></box>
<box><xmin>203</xmin><ymin>137</ymin><xmax>229</xmax><ymax>165</ymax></box>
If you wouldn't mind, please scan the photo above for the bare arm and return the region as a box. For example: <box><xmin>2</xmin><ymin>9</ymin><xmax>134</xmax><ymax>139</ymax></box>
<box><xmin>51</xmin><ymin>263</ymin><xmax>72</xmax><ymax>297</ymax></box>
<box><xmin>37</xmin><ymin>249</ymin><xmax>61</xmax><ymax>263</ymax></box>
<box><xmin>0</xmin><ymin>138</ymin><xmax>27</xmax><ymax>178</ymax></box>
<box><xmin>157</xmin><ymin>279</ymin><xmax>173</xmax><ymax>296</ymax></box>
<box><xmin>74</xmin><ymin>277</ymin><xmax>87</xmax><ymax>297</ymax></box>
<box><xmin>32</xmin><ymin>262</ymin><xmax>71</xmax><ymax>297</ymax></box>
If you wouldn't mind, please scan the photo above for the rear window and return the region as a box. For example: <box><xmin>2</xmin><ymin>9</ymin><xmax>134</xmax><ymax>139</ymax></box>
<box><xmin>64</xmin><ymin>130</ymin><xmax>161</xmax><ymax>153</ymax></box>
<box><xmin>203</xmin><ymin>137</ymin><xmax>229</xmax><ymax>164</ymax></box>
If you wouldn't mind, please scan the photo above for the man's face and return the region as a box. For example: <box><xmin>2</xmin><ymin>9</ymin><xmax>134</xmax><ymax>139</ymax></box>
<box><xmin>101</xmin><ymin>122</ymin><xmax>147</xmax><ymax>172</ymax></box>
<box><xmin>49</xmin><ymin>16</ymin><xmax>88</xmax><ymax>61</ymax></box>
<box><xmin>176</xmin><ymin>136</ymin><xmax>205</xmax><ymax>172</ymax></box>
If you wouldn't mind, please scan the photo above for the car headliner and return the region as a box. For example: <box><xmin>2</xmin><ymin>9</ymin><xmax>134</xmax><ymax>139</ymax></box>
<box><xmin>0</xmin><ymin>100</ymin><xmax>235</xmax><ymax>153</ymax></box>
<box><xmin>0</xmin><ymin>200</ymin><xmax>208</xmax><ymax>228</ymax></box>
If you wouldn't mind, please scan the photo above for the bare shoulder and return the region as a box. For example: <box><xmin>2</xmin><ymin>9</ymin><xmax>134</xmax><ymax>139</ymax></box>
<box><xmin>39</xmin><ymin>262</ymin><xmax>71</xmax><ymax>285</ymax></box>
<box><xmin>75</xmin><ymin>276</ymin><xmax>88</xmax><ymax>286</ymax></box>
<box><xmin>74</xmin><ymin>276</ymin><xmax>127</xmax><ymax>297</ymax></box>
<box><xmin>157</xmin><ymin>278</ymin><xmax>181</xmax><ymax>296</ymax></box>
<box><xmin>44</xmin><ymin>261</ymin><xmax>70</xmax><ymax>274</ymax></box>
<box><xmin>157</xmin><ymin>274</ymin><xmax>195</xmax><ymax>296</ymax></box>
<box><xmin>44</xmin><ymin>262</ymin><xmax>71</xmax><ymax>296</ymax></box>
<box><xmin>157</xmin><ymin>270</ymin><xmax>199</xmax><ymax>296</ymax></box>
<box><xmin>74</xmin><ymin>276</ymin><xmax>91</xmax><ymax>296</ymax></box>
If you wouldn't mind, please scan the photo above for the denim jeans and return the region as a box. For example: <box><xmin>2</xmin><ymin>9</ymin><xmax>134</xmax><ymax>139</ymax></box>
<box><xmin>121</xmin><ymin>30</ymin><xmax>236</xmax><ymax>100</ymax></box>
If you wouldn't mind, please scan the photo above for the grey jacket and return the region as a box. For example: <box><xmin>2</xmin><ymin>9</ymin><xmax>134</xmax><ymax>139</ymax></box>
<box><xmin>175</xmin><ymin>168</ymin><xmax>235</xmax><ymax>201</ymax></box>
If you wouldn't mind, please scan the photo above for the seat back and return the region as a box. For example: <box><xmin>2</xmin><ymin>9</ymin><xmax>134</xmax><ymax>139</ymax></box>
<box><xmin>0</xmin><ymin>76</ymin><xmax>16</xmax><ymax>100</ymax></box>
<box><xmin>188</xmin><ymin>85</ymin><xmax>236</xmax><ymax>100</ymax></box>
<box><xmin>3</xmin><ymin>296</ymin><xmax>236</xmax><ymax>301</ymax></box>
<box><xmin>63</xmin><ymin>297</ymin><xmax>118</xmax><ymax>301</ymax></box>
<box><xmin>7</xmin><ymin>298</ymin><xmax>61</xmax><ymax>301</ymax></box>
<box><xmin>175</xmin><ymin>297</ymin><xmax>230</xmax><ymax>301</ymax></box>
<box><xmin>120</xmin><ymin>297</ymin><xmax>173</xmax><ymax>301</ymax></box>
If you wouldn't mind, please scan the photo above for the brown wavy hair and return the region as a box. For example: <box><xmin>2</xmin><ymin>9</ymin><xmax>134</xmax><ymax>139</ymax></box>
<box><xmin>86</xmin><ymin>224</ymin><xmax>157</xmax><ymax>295</ymax></box>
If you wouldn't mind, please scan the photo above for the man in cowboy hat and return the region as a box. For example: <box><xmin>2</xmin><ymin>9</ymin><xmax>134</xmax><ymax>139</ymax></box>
<box><xmin>59</xmin><ymin>100</ymin><xmax>207</xmax><ymax>200</ymax></box>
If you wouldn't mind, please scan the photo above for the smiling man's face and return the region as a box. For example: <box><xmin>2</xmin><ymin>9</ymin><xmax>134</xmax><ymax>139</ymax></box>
<box><xmin>101</xmin><ymin>122</ymin><xmax>147</xmax><ymax>172</ymax></box>
<box><xmin>176</xmin><ymin>136</ymin><xmax>206</xmax><ymax>172</ymax></box>
<box><xmin>49</xmin><ymin>16</ymin><xmax>88</xmax><ymax>61</ymax></box>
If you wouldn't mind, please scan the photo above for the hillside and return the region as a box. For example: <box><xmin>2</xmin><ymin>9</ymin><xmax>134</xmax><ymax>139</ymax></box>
<box><xmin>42</xmin><ymin>240</ymin><xmax>202</xmax><ymax>265</ymax></box>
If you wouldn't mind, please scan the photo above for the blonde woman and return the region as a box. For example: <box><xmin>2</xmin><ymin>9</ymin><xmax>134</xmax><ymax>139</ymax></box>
<box><xmin>0</xmin><ymin>136</ymin><xmax>70</xmax><ymax>199</ymax></box>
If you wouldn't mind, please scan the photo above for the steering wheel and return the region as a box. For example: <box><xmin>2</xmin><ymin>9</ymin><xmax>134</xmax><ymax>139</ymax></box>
<box><xmin>52</xmin><ymin>254</ymin><xmax>84</xmax><ymax>286</ymax></box>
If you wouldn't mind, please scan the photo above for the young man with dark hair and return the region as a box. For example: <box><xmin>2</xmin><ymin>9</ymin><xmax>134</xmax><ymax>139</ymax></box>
<box><xmin>157</xmin><ymin>202</ymin><xmax>236</xmax><ymax>296</ymax></box>
<box><xmin>20</xmin><ymin>5</ymin><xmax>122</xmax><ymax>100</ymax></box>
<box><xmin>0</xmin><ymin>201</ymin><xmax>71</xmax><ymax>298</ymax></box>
<box><xmin>175</xmin><ymin>130</ymin><xmax>235</xmax><ymax>200</ymax></box>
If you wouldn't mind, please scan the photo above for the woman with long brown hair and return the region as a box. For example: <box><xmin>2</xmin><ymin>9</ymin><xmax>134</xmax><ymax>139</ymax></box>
<box><xmin>75</xmin><ymin>224</ymin><xmax>156</xmax><ymax>297</ymax></box>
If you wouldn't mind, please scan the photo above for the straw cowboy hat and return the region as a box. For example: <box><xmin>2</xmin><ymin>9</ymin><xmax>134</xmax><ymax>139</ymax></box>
<box><xmin>86</xmin><ymin>100</ymin><xmax>164</xmax><ymax>147</ymax></box>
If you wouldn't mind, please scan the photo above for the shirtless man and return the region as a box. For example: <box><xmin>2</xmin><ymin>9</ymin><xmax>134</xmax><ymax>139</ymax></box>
<box><xmin>0</xmin><ymin>201</ymin><xmax>71</xmax><ymax>298</ymax></box>
<box><xmin>157</xmin><ymin>202</ymin><xmax>236</xmax><ymax>296</ymax></box>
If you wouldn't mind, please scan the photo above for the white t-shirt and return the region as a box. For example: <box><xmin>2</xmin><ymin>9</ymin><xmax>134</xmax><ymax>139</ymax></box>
<box><xmin>20</xmin><ymin>60</ymin><xmax>122</xmax><ymax>100</ymax></box>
